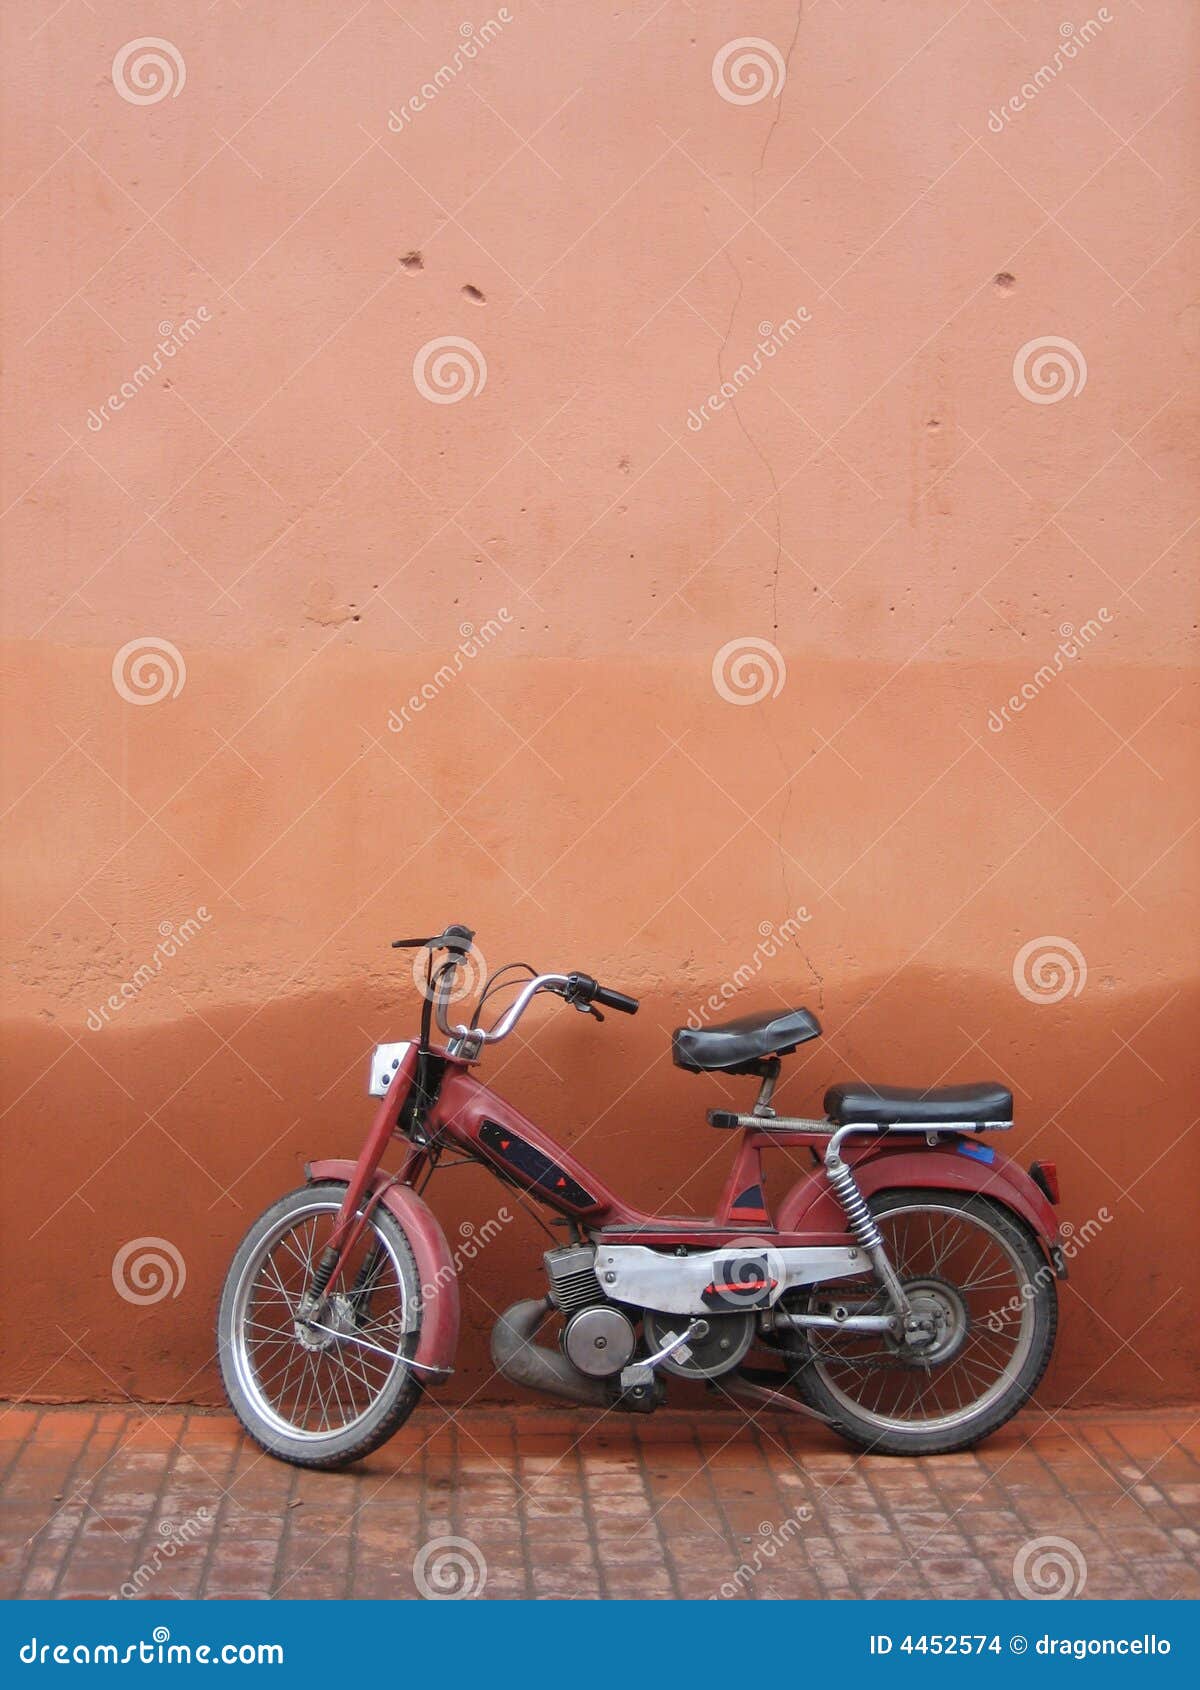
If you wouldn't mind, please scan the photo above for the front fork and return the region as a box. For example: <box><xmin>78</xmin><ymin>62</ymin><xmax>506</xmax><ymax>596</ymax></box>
<box><xmin>346</xmin><ymin>1244</ymin><xmax>389</xmax><ymax>1319</ymax></box>
<box><xmin>297</xmin><ymin>1046</ymin><xmax>425</xmax><ymax>1326</ymax></box>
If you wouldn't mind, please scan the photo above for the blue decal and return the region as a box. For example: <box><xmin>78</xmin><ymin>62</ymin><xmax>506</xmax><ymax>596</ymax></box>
<box><xmin>958</xmin><ymin>1140</ymin><xmax>996</xmax><ymax>1164</ymax></box>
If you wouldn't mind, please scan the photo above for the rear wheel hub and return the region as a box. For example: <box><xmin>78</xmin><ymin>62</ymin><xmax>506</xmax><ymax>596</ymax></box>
<box><xmin>895</xmin><ymin>1276</ymin><xmax>969</xmax><ymax>1366</ymax></box>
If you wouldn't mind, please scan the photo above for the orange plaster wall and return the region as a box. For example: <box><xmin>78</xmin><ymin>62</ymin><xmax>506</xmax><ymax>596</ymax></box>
<box><xmin>2</xmin><ymin>2</ymin><xmax>1197</xmax><ymax>1408</ymax></box>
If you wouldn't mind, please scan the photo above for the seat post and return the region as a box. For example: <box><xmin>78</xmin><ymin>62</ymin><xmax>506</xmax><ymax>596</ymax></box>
<box><xmin>751</xmin><ymin>1057</ymin><xmax>781</xmax><ymax>1118</ymax></box>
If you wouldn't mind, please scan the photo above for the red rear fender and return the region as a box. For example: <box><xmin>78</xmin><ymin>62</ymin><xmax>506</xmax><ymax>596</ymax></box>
<box><xmin>777</xmin><ymin>1140</ymin><xmax>1062</xmax><ymax>1264</ymax></box>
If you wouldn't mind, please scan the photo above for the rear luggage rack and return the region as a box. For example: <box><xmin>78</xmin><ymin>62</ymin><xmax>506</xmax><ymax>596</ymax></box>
<box><xmin>706</xmin><ymin>1112</ymin><xmax>1012</xmax><ymax>1134</ymax></box>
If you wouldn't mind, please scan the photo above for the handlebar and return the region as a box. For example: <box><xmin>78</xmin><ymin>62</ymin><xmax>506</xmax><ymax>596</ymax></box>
<box><xmin>391</xmin><ymin>925</ymin><xmax>639</xmax><ymax>1053</ymax></box>
<box><xmin>392</xmin><ymin>923</ymin><xmax>475</xmax><ymax>954</ymax></box>
<box><xmin>456</xmin><ymin>972</ymin><xmax>569</xmax><ymax>1046</ymax></box>
<box><xmin>391</xmin><ymin>924</ymin><xmax>478</xmax><ymax>1044</ymax></box>
<box><xmin>452</xmin><ymin>971</ymin><xmax>640</xmax><ymax>1051</ymax></box>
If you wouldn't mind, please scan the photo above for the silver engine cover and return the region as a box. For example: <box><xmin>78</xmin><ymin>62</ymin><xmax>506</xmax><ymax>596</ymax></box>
<box><xmin>562</xmin><ymin>1305</ymin><xmax>637</xmax><ymax>1377</ymax></box>
<box><xmin>596</xmin><ymin>1243</ymin><xmax>865</xmax><ymax>1314</ymax></box>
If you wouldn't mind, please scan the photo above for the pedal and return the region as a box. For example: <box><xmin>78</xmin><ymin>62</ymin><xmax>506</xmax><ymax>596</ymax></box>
<box><xmin>616</xmin><ymin>1363</ymin><xmax>661</xmax><ymax>1413</ymax></box>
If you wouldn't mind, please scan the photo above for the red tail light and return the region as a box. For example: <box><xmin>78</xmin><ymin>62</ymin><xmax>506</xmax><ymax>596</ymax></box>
<box><xmin>1029</xmin><ymin>1160</ymin><xmax>1060</xmax><ymax>1204</ymax></box>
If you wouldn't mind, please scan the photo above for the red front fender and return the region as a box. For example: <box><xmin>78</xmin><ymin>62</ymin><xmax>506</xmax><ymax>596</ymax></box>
<box><xmin>307</xmin><ymin>1159</ymin><xmax>459</xmax><ymax>1383</ymax></box>
<box><xmin>777</xmin><ymin>1140</ymin><xmax>1062</xmax><ymax>1265</ymax></box>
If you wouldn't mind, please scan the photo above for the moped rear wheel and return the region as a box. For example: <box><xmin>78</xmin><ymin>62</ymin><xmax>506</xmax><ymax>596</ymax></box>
<box><xmin>217</xmin><ymin>1182</ymin><xmax>423</xmax><ymax>1469</ymax></box>
<box><xmin>787</xmin><ymin>1189</ymin><xmax>1057</xmax><ymax>1456</ymax></box>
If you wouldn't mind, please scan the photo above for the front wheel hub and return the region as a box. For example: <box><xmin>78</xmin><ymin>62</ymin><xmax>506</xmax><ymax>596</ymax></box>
<box><xmin>294</xmin><ymin>1292</ymin><xmax>358</xmax><ymax>1353</ymax></box>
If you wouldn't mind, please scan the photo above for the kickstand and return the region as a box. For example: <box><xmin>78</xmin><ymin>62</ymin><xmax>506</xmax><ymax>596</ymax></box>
<box><xmin>716</xmin><ymin>1370</ymin><xmax>832</xmax><ymax>1423</ymax></box>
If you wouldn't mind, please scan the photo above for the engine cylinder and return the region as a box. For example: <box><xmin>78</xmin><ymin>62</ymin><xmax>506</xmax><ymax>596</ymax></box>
<box><xmin>544</xmin><ymin>1244</ymin><xmax>604</xmax><ymax>1314</ymax></box>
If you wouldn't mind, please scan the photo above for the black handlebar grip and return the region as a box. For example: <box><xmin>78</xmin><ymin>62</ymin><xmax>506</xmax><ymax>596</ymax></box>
<box><xmin>593</xmin><ymin>985</ymin><xmax>639</xmax><ymax>1015</ymax></box>
<box><xmin>391</xmin><ymin>923</ymin><xmax>475</xmax><ymax>952</ymax></box>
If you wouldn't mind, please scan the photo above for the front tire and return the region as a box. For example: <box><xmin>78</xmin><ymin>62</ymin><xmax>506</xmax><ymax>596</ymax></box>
<box><xmin>217</xmin><ymin>1182</ymin><xmax>423</xmax><ymax>1470</ymax></box>
<box><xmin>787</xmin><ymin>1189</ymin><xmax>1058</xmax><ymax>1456</ymax></box>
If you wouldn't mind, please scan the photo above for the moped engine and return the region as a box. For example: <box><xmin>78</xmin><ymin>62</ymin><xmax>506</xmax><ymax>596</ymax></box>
<box><xmin>544</xmin><ymin>1244</ymin><xmax>638</xmax><ymax>1379</ymax></box>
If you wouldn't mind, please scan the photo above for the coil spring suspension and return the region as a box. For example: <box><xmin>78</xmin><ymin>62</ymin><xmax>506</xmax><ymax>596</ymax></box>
<box><xmin>826</xmin><ymin>1157</ymin><xmax>883</xmax><ymax>1252</ymax></box>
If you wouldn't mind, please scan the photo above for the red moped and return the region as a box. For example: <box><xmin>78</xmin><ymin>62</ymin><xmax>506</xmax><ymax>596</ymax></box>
<box><xmin>218</xmin><ymin>924</ymin><xmax>1065</xmax><ymax>1468</ymax></box>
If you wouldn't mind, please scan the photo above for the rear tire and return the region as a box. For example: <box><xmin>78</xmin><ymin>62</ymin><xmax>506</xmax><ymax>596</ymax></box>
<box><xmin>787</xmin><ymin>1189</ymin><xmax>1057</xmax><ymax>1456</ymax></box>
<box><xmin>217</xmin><ymin>1182</ymin><xmax>423</xmax><ymax>1470</ymax></box>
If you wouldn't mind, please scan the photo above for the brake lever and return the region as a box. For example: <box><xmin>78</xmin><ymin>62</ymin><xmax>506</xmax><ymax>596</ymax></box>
<box><xmin>557</xmin><ymin>982</ymin><xmax>603</xmax><ymax>1022</ymax></box>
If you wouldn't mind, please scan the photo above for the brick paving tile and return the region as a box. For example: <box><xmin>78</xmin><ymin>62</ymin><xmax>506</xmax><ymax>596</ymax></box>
<box><xmin>0</xmin><ymin>1405</ymin><xmax>1198</xmax><ymax>1599</ymax></box>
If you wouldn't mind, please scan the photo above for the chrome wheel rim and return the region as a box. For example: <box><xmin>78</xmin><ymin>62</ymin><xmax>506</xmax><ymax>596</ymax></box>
<box><xmin>806</xmin><ymin>1200</ymin><xmax>1037</xmax><ymax>1434</ymax></box>
<box><xmin>230</xmin><ymin>1199</ymin><xmax>414</xmax><ymax>1443</ymax></box>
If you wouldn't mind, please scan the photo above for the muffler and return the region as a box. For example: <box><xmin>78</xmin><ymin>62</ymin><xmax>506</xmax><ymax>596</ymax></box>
<box><xmin>490</xmin><ymin>1297</ymin><xmax>609</xmax><ymax>1408</ymax></box>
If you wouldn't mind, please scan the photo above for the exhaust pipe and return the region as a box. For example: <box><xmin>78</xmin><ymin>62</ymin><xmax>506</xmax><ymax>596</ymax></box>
<box><xmin>490</xmin><ymin>1297</ymin><xmax>610</xmax><ymax>1408</ymax></box>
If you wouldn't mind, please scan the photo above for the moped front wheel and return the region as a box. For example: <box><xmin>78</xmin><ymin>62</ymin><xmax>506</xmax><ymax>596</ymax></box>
<box><xmin>786</xmin><ymin>1189</ymin><xmax>1057</xmax><ymax>1456</ymax></box>
<box><xmin>217</xmin><ymin>1182</ymin><xmax>423</xmax><ymax>1470</ymax></box>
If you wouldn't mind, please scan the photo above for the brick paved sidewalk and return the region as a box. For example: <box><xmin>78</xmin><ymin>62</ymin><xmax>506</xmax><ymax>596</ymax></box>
<box><xmin>1</xmin><ymin>1404</ymin><xmax>1197</xmax><ymax>1601</ymax></box>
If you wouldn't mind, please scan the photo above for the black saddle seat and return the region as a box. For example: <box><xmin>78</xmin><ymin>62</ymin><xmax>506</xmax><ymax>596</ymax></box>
<box><xmin>824</xmin><ymin>1080</ymin><xmax>1013</xmax><ymax>1127</ymax></box>
<box><xmin>673</xmin><ymin>1007</ymin><xmax>821</xmax><ymax>1074</ymax></box>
